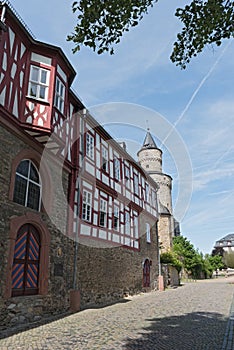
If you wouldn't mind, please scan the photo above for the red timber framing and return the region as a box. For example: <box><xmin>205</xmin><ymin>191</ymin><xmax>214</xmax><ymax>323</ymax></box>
<box><xmin>0</xmin><ymin>3</ymin><xmax>159</xmax><ymax>251</ymax></box>
<box><xmin>0</xmin><ymin>3</ymin><xmax>84</xmax><ymax>162</ymax></box>
<box><xmin>0</xmin><ymin>3</ymin><xmax>85</xmax><ymax>241</ymax></box>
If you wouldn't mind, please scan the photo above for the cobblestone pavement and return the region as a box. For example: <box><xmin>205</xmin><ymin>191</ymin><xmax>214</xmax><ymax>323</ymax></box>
<box><xmin>1</xmin><ymin>277</ymin><xmax>234</xmax><ymax>350</ymax></box>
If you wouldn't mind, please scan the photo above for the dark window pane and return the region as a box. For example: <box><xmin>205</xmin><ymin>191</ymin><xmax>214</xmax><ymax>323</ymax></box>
<box><xmin>27</xmin><ymin>182</ymin><xmax>40</xmax><ymax>210</ymax></box>
<box><xmin>31</xmin><ymin>67</ymin><xmax>39</xmax><ymax>82</ymax></box>
<box><xmin>40</xmin><ymin>70</ymin><xmax>47</xmax><ymax>84</ymax></box>
<box><xmin>29</xmin><ymin>163</ymin><xmax>39</xmax><ymax>183</ymax></box>
<box><xmin>100</xmin><ymin>212</ymin><xmax>106</xmax><ymax>227</ymax></box>
<box><xmin>16</xmin><ymin>160</ymin><xmax>29</xmax><ymax>177</ymax></box>
<box><xmin>30</xmin><ymin>84</ymin><xmax>37</xmax><ymax>97</ymax></box>
<box><xmin>39</xmin><ymin>86</ymin><xmax>46</xmax><ymax>99</ymax></box>
<box><xmin>13</xmin><ymin>175</ymin><xmax>27</xmax><ymax>205</ymax></box>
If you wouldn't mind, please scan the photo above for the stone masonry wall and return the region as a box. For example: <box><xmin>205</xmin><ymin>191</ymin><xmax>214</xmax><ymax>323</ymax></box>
<box><xmin>0</xmin><ymin>124</ymin><xmax>75</xmax><ymax>329</ymax></box>
<box><xmin>76</xmin><ymin>223</ymin><xmax>159</xmax><ymax>307</ymax></box>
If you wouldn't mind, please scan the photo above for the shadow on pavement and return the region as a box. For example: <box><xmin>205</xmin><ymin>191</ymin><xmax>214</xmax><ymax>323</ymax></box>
<box><xmin>0</xmin><ymin>297</ymin><xmax>131</xmax><ymax>340</ymax></box>
<box><xmin>123</xmin><ymin>311</ymin><xmax>228</xmax><ymax>350</ymax></box>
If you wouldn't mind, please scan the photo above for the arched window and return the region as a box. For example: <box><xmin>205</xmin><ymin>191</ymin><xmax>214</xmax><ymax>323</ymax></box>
<box><xmin>13</xmin><ymin>160</ymin><xmax>41</xmax><ymax>211</ymax></box>
<box><xmin>11</xmin><ymin>224</ymin><xmax>41</xmax><ymax>297</ymax></box>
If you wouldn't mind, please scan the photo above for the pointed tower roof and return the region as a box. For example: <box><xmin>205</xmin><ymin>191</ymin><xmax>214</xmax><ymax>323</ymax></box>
<box><xmin>142</xmin><ymin>129</ymin><xmax>157</xmax><ymax>149</ymax></box>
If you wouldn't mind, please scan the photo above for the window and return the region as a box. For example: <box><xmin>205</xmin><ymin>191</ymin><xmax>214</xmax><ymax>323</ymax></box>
<box><xmin>125</xmin><ymin>211</ymin><xmax>130</xmax><ymax>235</ymax></box>
<box><xmin>28</xmin><ymin>66</ymin><xmax>49</xmax><ymax>100</ymax></box>
<box><xmin>146</xmin><ymin>223</ymin><xmax>151</xmax><ymax>243</ymax></box>
<box><xmin>145</xmin><ymin>184</ymin><xmax>149</xmax><ymax>202</ymax></box>
<box><xmin>11</xmin><ymin>224</ymin><xmax>40</xmax><ymax>297</ymax></box>
<box><xmin>125</xmin><ymin>166</ymin><xmax>130</xmax><ymax>188</ymax></box>
<box><xmin>114</xmin><ymin>157</ymin><xmax>120</xmax><ymax>180</ymax></box>
<box><xmin>151</xmin><ymin>189</ymin><xmax>157</xmax><ymax>208</ymax></box>
<box><xmin>54</xmin><ymin>77</ymin><xmax>65</xmax><ymax>113</ymax></box>
<box><xmin>99</xmin><ymin>199</ymin><xmax>107</xmax><ymax>227</ymax></box>
<box><xmin>113</xmin><ymin>205</ymin><xmax>119</xmax><ymax>230</ymax></box>
<box><xmin>13</xmin><ymin>160</ymin><xmax>41</xmax><ymax>211</ymax></box>
<box><xmin>133</xmin><ymin>215</ymin><xmax>139</xmax><ymax>239</ymax></box>
<box><xmin>101</xmin><ymin>146</ymin><xmax>108</xmax><ymax>172</ymax></box>
<box><xmin>86</xmin><ymin>133</ymin><xmax>94</xmax><ymax>160</ymax></box>
<box><xmin>82</xmin><ymin>190</ymin><xmax>92</xmax><ymax>222</ymax></box>
<box><xmin>133</xmin><ymin>173</ymin><xmax>139</xmax><ymax>195</ymax></box>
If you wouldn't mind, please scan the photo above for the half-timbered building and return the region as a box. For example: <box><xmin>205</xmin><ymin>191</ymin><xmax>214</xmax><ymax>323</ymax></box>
<box><xmin>0</xmin><ymin>1</ymin><xmax>159</xmax><ymax>329</ymax></box>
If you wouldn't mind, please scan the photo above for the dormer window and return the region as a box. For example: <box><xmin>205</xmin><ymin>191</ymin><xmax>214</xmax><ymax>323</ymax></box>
<box><xmin>28</xmin><ymin>66</ymin><xmax>49</xmax><ymax>101</ymax></box>
<box><xmin>54</xmin><ymin>77</ymin><xmax>65</xmax><ymax>113</ymax></box>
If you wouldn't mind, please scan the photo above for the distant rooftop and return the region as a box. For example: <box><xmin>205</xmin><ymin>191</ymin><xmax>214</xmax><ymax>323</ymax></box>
<box><xmin>214</xmin><ymin>234</ymin><xmax>234</xmax><ymax>247</ymax></box>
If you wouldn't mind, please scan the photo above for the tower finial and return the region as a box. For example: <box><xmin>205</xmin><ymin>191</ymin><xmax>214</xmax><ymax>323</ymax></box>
<box><xmin>146</xmin><ymin>120</ymin><xmax>150</xmax><ymax>131</ymax></box>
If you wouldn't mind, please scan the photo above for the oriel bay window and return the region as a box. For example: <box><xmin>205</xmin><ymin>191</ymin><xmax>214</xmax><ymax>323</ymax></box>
<box><xmin>82</xmin><ymin>190</ymin><xmax>92</xmax><ymax>222</ymax></box>
<box><xmin>28</xmin><ymin>65</ymin><xmax>49</xmax><ymax>101</ymax></box>
<box><xmin>99</xmin><ymin>199</ymin><xmax>107</xmax><ymax>227</ymax></box>
<box><xmin>13</xmin><ymin>160</ymin><xmax>41</xmax><ymax>211</ymax></box>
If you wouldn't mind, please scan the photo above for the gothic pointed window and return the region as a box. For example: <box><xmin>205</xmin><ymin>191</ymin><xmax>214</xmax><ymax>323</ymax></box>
<box><xmin>13</xmin><ymin>160</ymin><xmax>41</xmax><ymax>211</ymax></box>
<box><xmin>11</xmin><ymin>224</ymin><xmax>41</xmax><ymax>297</ymax></box>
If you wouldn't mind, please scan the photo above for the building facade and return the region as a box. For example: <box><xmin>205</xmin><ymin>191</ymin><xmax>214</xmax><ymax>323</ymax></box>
<box><xmin>214</xmin><ymin>234</ymin><xmax>234</xmax><ymax>253</ymax></box>
<box><xmin>0</xmin><ymin>2</ymin><xmax>160</xmax><ymax>329</ymax></box>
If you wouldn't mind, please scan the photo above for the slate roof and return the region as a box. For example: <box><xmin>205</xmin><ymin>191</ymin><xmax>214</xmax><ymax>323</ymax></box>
<box><xmin>214</xmin><ymin>234</ymin><xmax>234</xmax><ymax>247</ymax></box>
<box><xmin>141</xmin><ymin>129</ymin><xmax>157</xmax><ymax>149</ymax></box>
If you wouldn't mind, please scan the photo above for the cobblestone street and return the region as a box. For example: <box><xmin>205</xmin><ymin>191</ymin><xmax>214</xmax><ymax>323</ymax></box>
<box><xmin>1</xmin><ymin>278</ymin><xmax>234</xmax><ymax>350</ymax></box>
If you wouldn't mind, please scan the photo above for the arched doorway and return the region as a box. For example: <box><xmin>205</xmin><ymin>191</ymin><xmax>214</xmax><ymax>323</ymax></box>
<box><xmin>11</xmin><ymin>224</ymin><xmax>41</xmax><ymax>297</ymax></box>
<box><xmin>143</xmin><ymin>259</ymin><xmax>150</xmax><ymax>287</ymax></box>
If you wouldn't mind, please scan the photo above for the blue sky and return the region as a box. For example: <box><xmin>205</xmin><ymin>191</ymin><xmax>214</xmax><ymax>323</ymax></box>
<box><xmin>9</xmin><ymin>0</ymin><xmax>234</xmax><ymax>254</ymax></box>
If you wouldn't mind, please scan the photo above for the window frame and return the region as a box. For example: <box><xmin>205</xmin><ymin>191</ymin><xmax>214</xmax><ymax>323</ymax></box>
<box><xmin>125</xmin><ymin>165</ymin><xmax>130</xmax><ymax>188</ymax></box>
<box><xmin>28</xmin><ymin>65</ymin><xmax>50</xmax><ymax>101</ymax></box>
<box><xmin>13</xmin><ymin>159</ymin><xmax>42</xmax><ymax>211</ymax></box>
<box><xmin>54</xmin><ymin>76</ymin><xmax>65</xmax><ymax>113</ymax></box>
<box><xmin>113</xmin><ymin>205</ymin><xmax>119</xmax><ymax>231</ymax></box>
<box><xmin>99</xmin><ymin>198</ymin><xmax>107</xmax><ymax>227</ymax></box>
<box><xmin>86</xmin><ymin>133</ymin><xmax>95</xmax><ymax>160</ymax></box>
<box><xmin>114</xmin><ymin>157</ymin><xmax>121</xmax><ymax>181</ymax></box>
<box><xmin>101</xmin><ymin>145</ymin><xmax>108</xmax><ymax>173</ymax></box>
<box><xmin>146</xmin><ymin>223</ymin><xmax>151</xmax><ymax>243</ymax></box>
<box><xmin>133</xmin><ymin>215</ymin><xmax>139</xmax><ymax>239</ymax></box>
<box><xmin>133</xmin><ymin>172</ymin><xmax>139</xmax><ymax>195</ymax></box>
<box><xmin>125</xmin><ymin>211</ymin><xmax>131</xmax><ymax>235</ymax></box>
<box><xmin>82</xmin><ymin>190</ymin><xmax>92</xmax><ymax>222</ymax></box>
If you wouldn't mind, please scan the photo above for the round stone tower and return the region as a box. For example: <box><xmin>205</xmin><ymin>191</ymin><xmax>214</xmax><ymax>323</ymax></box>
<box><xmin>137</xmin><ymin>129</ymin><xmax>173</xmax><ymax>214</ymax></box>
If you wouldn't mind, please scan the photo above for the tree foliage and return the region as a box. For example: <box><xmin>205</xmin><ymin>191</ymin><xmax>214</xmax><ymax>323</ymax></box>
<box><xmin>223</xmin><ymin>251</ymin><xmax>234</xmax><ymax>268</ymax></box>
<box><xmin>67</xmin><ymin>0</ymin><xmax>234</xmax><ymax>68</ymax></box>
<box><xmin>160</xmin><ymin>251</ymin><xmax>183</xmax><ymax>272</ymax></box>
<box><xmin>67</xmin><ymin>0</ymin><xmax>157</xmax><ymax>55</ymax></box>
<box><xmin>171</xmin><ymin>0</ymin><xmax>234</xmax><ymax>69</ymax></box>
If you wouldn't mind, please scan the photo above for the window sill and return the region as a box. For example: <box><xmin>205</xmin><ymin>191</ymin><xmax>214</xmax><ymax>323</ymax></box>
<box><xmin>26</xmin><ymin>96</ymin><xmax>50</xmax><ymax>105</ymax></box>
